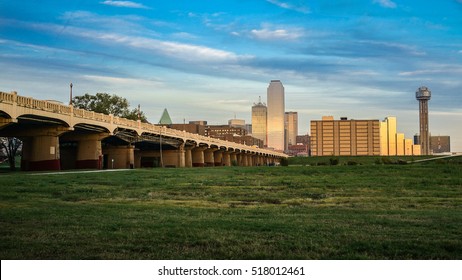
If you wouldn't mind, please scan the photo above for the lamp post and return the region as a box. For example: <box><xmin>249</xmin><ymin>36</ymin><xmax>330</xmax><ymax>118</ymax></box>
<box><xmin>159</xmin><ymin>126</ymin><xmax>164</xmax><ymax>168</ymax></box>
<box><xmin>69</xmin><ymin>82</ymin><xmax>73</xmax><ymax>105</ymax></box>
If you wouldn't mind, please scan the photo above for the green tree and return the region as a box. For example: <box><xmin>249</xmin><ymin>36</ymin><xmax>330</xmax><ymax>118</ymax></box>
<box><xmin>0</xmin><ymin>137</ymin><xmax>22</xmax><ymax>170</ymax></box>
<box><xmin>72</xmin><ymin>93</ymin><xmax>148</xmax><ymax>122</ymax></box>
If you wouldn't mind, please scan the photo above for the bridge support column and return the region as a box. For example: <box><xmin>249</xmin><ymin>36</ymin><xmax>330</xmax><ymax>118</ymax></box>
<box><xmin>192</xmin><ymin>146</ymin><xmax>206</xmax><ymax>167</ymax></box>
<box><xmin>185</xmin><ymin>147</ymin><xmax>193</xmax><ymax>167</ymax></box>
<box><xmin>213</xmin><ymin>150</ymin><xmax>224</xmax><ymax>166</ymax></box>
<box><xmin>19</xmin><ymin>127</ymin><xmax>70</xmax><ymax>171</ymax></box>
<box><xmin>103</xmin><ymin>145</ymin><xmax>134</xmax><ymax>169</ymax></box>
<box><xmin>230</xmin><ymin>152</ymin><xmax>238</xmax><ymax>166</ymax></box>
<box><xmin>21</xmin><ymin>135</ymin><xmax>61</xmax><ymax>171</ymax></box>
<box><xmin>250</xmin><ymin>155</ymin><xmax>257</xmax><ymax>166</ymax></box>
<box><xmin>242</xmin><ymin>153</ymin><xmax>249</xmax><ymax>166</ymax></box>
<box><xmin>76</xmin><ymin>137</ymin><xmax>103</xmax><ymax>169</ymax></box>
<box><xmin>223</xmin><ymin>151</ymin><xmax>231</xmax><ymax>166</ymax></box>
<box><xmin>177</xmin><ymin>144</ymin><xmax>186</xmax><ymax>168</ymax></box>
<box><xmin>204</xmin><ymin>148</ymin><xmax>217</xmax><ymax>167</ymax></box>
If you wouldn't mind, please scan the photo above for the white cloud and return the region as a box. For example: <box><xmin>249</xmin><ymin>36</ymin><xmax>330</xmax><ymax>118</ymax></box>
<box><xmin>100</xmin><ymin>1</ymin><xmax>149</xmax><ymax>9</ymax></box>
<box><xmin>250</xmin><ymin>27</ymin><xmax>304</xmax><ymax>41</ymax></box>
<box><xmin>22</xmin><ymin>20</ymin><xmax>248</xmax><ymax>63</ymax></box>
<box><xmin>266</xmin><ymin>0</ymin><xmax>310</xmax><ymax>14</ymax></box>
<box><xmin>373</xmin><ymin>0</ymin><xmax>397</xmax><ymax>9</ymax></box>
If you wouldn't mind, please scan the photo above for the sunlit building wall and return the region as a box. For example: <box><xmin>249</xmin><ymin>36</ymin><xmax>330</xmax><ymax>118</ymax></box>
<box><xmin>285</xmin><ymin>112</ymin><xmax>298</xmax><ymax>148</ymax></box>
<box><xmin>404</xmin><ymin>139</ymin><xmax>413</xmax><ymax>155</ymax></box>
<box><xmin>310</xmin><ymin>116</ymin><xmax>380</xmax><ymax>156</ymax></box>
<box><xmin>380</xmin><ymin>117</ymin><xmax>421</xmax><ymax>156</ymax></box>
<box><xmin>387</xmin><ymin>117</ymin><xmax>397</xmax><ymax>156</ymax></box>
<box><xmin>413</xmin><ymin>144</ymin><xmax>421</xmax><ymax>156</ymax></box>
<box><xmin>267</xmin><ymin>80</ymin><xmax>285</xmax><ymax>151</ymax></box>
<box><xmin>380</xmin><ymin>121</ymin><xmax>388</xmax><ymax>155</ymax></box>
<box><xmin>396</xmin><ymin>133</ymin><xmax>405</xmax><ymax>155</ymax></box>
<box><xmin>251</xmin><ymin>99</ymin><xmax>267</xmax><ymax>146</ymax></box>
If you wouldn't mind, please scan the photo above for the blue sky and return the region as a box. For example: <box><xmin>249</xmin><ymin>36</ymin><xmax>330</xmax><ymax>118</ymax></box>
<box><xmin>1</xmin><ymin>0</ymin><xmax>461</xmax><ymax>151</ymax></box>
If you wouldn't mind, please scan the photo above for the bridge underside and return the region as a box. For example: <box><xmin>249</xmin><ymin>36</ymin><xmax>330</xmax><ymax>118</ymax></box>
<box><xmin>1</xmin><ymin>115</ymin><xmax>277</xmax><ymax>171</ymax></box>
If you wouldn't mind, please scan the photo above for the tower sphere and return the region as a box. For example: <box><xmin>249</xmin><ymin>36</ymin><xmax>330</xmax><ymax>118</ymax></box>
<box><xmin>416</xmin><ymin>86</ymin><xmax>431</xmax><ymax>100</ymax></box>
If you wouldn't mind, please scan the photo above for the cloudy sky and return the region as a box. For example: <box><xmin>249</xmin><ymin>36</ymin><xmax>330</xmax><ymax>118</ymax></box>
<box><xmin>1</xmin><ymin>0</ymin><xmax>461</xmax><ymax>151</ymax></box>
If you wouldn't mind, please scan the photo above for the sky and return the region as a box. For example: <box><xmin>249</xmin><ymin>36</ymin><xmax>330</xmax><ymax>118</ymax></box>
<box><xmin>1</xmin><ymin>0</ymin><xmax>461</xmax><ymax>151</ymax></box>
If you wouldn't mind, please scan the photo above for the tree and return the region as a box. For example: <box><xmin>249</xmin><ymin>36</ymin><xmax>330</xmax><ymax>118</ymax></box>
<box><xmin>72</xmin><ymin>93</ymin><xmax>148</xmax><ymax>122</ymax></box>
<box><xmin>0</xmin><ymin>137</ymin><xmax>22</xmax><ymax>170</ymax></box>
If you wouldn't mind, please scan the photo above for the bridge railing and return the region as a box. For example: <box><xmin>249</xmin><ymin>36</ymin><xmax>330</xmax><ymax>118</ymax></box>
<box><xmin>0</xmin><ymin>91</ymin><xmax>15</xmax><ymax>103</ymax></box>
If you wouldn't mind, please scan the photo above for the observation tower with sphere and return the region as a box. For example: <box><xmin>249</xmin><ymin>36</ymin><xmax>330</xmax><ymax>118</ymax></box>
<box><xmin>416</xmin><ymin>86</ymin><xmax>431</xmax><ymax>155</ymax></box>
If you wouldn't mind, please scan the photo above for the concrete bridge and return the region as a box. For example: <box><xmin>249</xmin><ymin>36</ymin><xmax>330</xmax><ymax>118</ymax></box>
<box><xmin>0</xmin><ymin>91</ymin><xmax>287</xmax><ymax>171</ymax></box>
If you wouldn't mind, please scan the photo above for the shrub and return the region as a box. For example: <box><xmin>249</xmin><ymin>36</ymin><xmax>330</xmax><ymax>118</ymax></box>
<box><xmin>280</xmin><ymin>158</ymin><xmax>289</xmax><ymax>166</ymax></box>
<box><xmin>329</xmin><ymin>157</ymin><xmax>339</xmax><ymax>166</ymax></box>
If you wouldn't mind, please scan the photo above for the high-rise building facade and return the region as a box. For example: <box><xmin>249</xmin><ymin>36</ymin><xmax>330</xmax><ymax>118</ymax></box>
<box><xmin>267</xmin><ymin>80</ymin><xmax>285</xmax><ymax>151</ymax></box>
<box><xmin>310</xmin><ymin>116</ymin><xmax>381</xmax><ymax>156</ymax></box>
<box><xmin>251</xmin><ymin>98</ymin><xmax>267</xmax><ymax>146</ymax></box>
<box><xmin>285</xmin><ymin>112</ymin><xmax>298</xmax><ymax>149</ymax></box>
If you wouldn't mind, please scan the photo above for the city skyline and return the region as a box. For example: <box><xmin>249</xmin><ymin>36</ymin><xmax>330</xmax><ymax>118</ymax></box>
<box><xmin>1</xmin><ymin>1</ymin><xmax>461</xmax><ymax>151</ymax></box>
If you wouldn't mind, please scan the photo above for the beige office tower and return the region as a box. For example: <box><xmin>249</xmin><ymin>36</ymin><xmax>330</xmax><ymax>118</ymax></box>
<box><xmin>310</xmin><ymin>116</ymin><xmax>380</xmax><ymax>156</ymax></box>
<box><xmin>267</xmin><ymin>80</ymin><xmax>285</xmax><ymax>151</ymax></box>
<box><xmin>404</xmin><ymin>139</ymin><xmax>413</xmax><ymax>155</ymax></box>
<box><xmin>285</xmin><ymin>112</ymin><xmax>298</xmax><ymax>148</ymax></box>
<box><xmin>380</xmin><ymin>116</ymin><xmax>397</xmax><ymax>156</ymax></box>
<box><xmin>396</xmin><ymin>133</ymin><xmax>405</xmax><ymax>155</ymax></box>
<box><xmin>251</xmin><ymin>97</ymin><xmax>267</xmax><ymax>146</ymax></box>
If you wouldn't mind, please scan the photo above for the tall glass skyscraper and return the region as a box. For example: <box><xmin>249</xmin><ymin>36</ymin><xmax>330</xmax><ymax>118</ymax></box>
<box><xmin>267</xmin><ymin>80</ymin><xmax>285</xmax><ymax>151</ymax></box>
<box><xmin>285</xmin><ymin>111</ymin><xmax>298</xmax><ymax>148</ymax></box>
<box><xmin>252</xmin><ymin>97</ymin><xmax>267</xmax><ymax>146</ymax></box>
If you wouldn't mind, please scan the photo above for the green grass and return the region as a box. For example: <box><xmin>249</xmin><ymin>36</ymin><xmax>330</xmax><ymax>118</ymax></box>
<box><xmin>0</xmin><ymin>160</ymin><xmax>461</xmax><ymax>259</ymax></box>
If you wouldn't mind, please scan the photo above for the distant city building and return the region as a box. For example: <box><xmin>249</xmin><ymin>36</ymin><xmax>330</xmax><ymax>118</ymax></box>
<box><xmin>245</xmin><ymin>124</ymin><xmax>252</xmax><ymax>135</ymax></box>
<box><xmin>189</xmin><ymin>120</ymin><xmax>207</xmax><ymax>125</ymax></box>
<box><xmin>286</xmin><ymin>144</ymin><xmax>309</xmax><ymax>157</ymax></box>
<box><xmin>228</xmin><ymin>118</ymin><xmax>245</xmax><ymax>129</ymax></box>
<box><xmin>267</xmin><ymin>80</ymin><xmax>285</xmax><ymax>151</ymax></box>
<box><xmin>430</xmin><ymin>136</ymin><xmax>451</xmax><ymax>154</ymax></box>
<box><xmin>219</xmin><ymin>134</ymin><xmax>263</xmax><ymax>148</ymax></box>
<box><xmin>205</xmin><ymin>125</ymin><xmax>247</xmax><ymax>138</ymax></box>
<box><xmin>158</xmin><ymin>108</ymin><xmax>172</xmax><ymax>125</ymax></box>
<box><xmin>170</xmin><ymin>123</ymin><xmax>206</xmax><ymax>135</ymax></box>
<box><xmin>251</xmin><ymin>97</ymin><xmax>267</xmax><ymax>146</ymax></box>
<box><xmin>295</xmin><ymin>134</ymin><xmax>310</xmax><ymax>156</ymax></box>
<box><xmin>380</xmin><ymin>116</ymin><xmax>420</xmax><ymax>156</ymax></box>
<box><xmin>311</xmin><ymin>116</ymin><xmax>381</xmax><ymax>156</ymax></box>
<box><xmin>296</xmin><ymin>134</ymin><xmax>310</xmax><ymax>145</ymax></box>
<box><xmin>204</xmin><ymin>125</ymin><xmax>263</xmax><ymax>148</ymax></box>
<box><xmin>285</xmin><ymin>112</ymin><xmax>298</xmax><ymax>149</ymax></box>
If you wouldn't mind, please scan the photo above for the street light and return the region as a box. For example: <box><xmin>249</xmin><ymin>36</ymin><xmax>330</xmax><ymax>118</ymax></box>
<box><xmin>69</xmin><ymin>82</ymin><xmax>73</xmax><ymax>105</ymax></box>
<box><xmin>159</xmin><ymin>126</ymin><xmax>164</xmax><ymax>168</ymax></box>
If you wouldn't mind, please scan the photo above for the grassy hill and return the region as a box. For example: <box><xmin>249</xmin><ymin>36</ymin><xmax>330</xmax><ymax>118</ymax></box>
<box><xmin>1</xmin><ymin>159</ymin><xmax>461</xmax><ymax>259</ymax></box>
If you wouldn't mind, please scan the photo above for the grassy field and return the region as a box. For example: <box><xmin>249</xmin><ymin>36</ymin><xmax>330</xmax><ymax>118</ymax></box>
<box><xmin>0</xmin><ymin>159</ymin><xmax>461</xmax><ymax>259</ymax></box>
